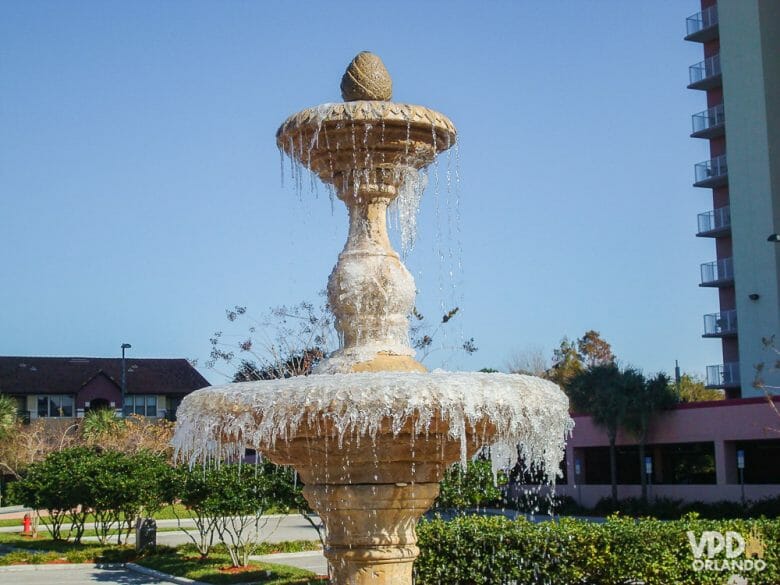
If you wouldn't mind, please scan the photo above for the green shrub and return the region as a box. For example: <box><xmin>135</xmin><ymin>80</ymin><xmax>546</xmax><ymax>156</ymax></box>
<box><xmin>435</xmin><ymin>460</ymin><xmax>506</xmax><ymax>510</ymax></box>
<box><xmin>415</xmin><ymin>514</ymin><xmax>780</xmax><ymax>585</ymax></box>
<box><xmin>588</xmin><ymin>495</ymin><xmax>779</xmax><ymax>520</ymax></box>
<box><xmin>10</xmin><ymin>447</ymin><xmax>98</xmax><ymax>541</ymax></box>
<box><xmin>11</xmin><ymin>447</ymin><xmax>174</xmax><ymax>544</ymax></box>
<box><xmin>749</xmin><ymin>495</ymin><xmax>780</xmax><ymax>518</ymax></box>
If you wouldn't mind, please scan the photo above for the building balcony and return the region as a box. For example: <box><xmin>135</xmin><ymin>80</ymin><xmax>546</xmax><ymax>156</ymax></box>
<box><xmin>694</xmin><ymin>154</ymin><xmax>728</xmax><ymax>188</ymax></box>
<box><xmin>700</xmin><ymin>257</ymin><xmax>734</xmax><ymax>287</ymax></box>
<box><xmin>685</xmin><ymin>5</ymin><xmax>719</xmax><ymax>43</ymax></box>
<box><xmin>706</xmin><ymin>362</ymin><xmax>740</xmax><ymax>389</ymax></box>
<box><xmin>703</xmin><ymin>309</ymin><xmax>737</xmax><ymax>338</ymax></box>
<box><xmin>697</xmin><ymin>205</ymin><xmax>731</xmax><ymax>237</ymax></box>
<box><xmin>688</xmin><ymin>54</ymin><xmax>721</xmax><ymax>90</ymax></box>
<box><xmin>691</xmin><ymin>104</ymin><xmax>725</xmax><ymax>139</ymax></box>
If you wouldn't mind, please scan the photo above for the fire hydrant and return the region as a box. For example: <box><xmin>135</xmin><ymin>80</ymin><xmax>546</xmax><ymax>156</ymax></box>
<box><xmin>22</xmin><ymin>513</ymin><xmax>31</xmax><ymax>535</ymax></box>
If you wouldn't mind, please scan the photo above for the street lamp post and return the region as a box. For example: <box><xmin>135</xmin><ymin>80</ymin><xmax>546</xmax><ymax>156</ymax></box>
<box><xmin>645</xmin><ymin>456</ymin><xmax>653</xmax><ymax>501</ymax></box>
<box><xmin>737</xmin><ymin>449</ymin><xmax>746</xmax><ymax>506</ymax></box>
<box><xmin>121</xmin><ymin>343</ymin><xmax>132</xmax><ymax>417</ymax></box>
<box><xmin>575</xmin><ymin>459</ymin><xmax>582</xmax><ymax>507</ymax></box>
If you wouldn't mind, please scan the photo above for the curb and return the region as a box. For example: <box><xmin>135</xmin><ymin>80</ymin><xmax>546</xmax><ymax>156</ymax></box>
<box><xmin>251</xmin><ymin>550</ymin><xmax>325</xmax><ymax>561</ymax></box>
<box><xmin>0</xmin><ymin>560</ymin><xmax>209</xmax><ymax>585</ymax></box>
<box><xmin>126</xmin><ymin>562</ymin><xmax>211</xmax><ymax>585</ymax></box>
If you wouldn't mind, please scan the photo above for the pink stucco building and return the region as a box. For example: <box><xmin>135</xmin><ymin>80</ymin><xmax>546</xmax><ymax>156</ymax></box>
<box><xmin>555</xmin><ymin>397</ymin><xmax>780</xmax><ymax>507</ymax></box>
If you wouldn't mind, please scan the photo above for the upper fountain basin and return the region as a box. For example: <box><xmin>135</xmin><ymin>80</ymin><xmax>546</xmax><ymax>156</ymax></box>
<box><xmin>276</xmin><ymin>101</ymin><xmax>457</xmax><ymax>191</ymax></box>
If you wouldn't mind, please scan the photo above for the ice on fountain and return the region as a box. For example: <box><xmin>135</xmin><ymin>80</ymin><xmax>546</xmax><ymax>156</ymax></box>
<box><xmin>172</xmin><ymin>371</ymin><xmax>574</xmax><ymax>482</ymax></box>
<box><xmin>390</xmin><ymin>167</ymin><xmax>427</xmax><ymax>254</ymax></box>
<box><xmin>278</xmin><ymin>101</ymin><xmax>452</xmax><ymax>255</ymax></box>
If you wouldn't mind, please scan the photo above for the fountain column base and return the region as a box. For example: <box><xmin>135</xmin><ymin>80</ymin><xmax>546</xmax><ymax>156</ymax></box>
<box><xmin>303</xmin><ymin>483</ymin><xmax>440</xmax><ymax>584</ymax></box>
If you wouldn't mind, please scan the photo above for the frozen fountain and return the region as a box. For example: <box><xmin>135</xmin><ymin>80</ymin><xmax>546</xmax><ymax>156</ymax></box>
<box><xmin>174</xmin><ymin>52</ymin><xmax>573</xmax><ymax>584</ymax></box>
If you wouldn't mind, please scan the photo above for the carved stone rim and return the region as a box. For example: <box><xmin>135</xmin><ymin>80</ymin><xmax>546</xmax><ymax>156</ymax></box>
<box><xmin>276</xmin><ymin>101</ymin><xmax>457</xmax><ymax>146</ymax></box>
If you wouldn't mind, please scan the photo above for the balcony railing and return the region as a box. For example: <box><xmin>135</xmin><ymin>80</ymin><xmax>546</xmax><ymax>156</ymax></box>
<box><xmin>691</xmin><ymin>104</ymin><xmax>725</xmax><ymax>137</ymax></box>
<box><xmin>697</xmin><ymin>206</ymin><xmax>731</xmax><ymax>236</ymax></box>
<box><xmin>686</xmin><ymin>5</ymin><xmax>719</xmax><ymax>39</ymax></box>
<box><xmin>706</xmin><ymin>362</ymin><xmax>740</xmax><ymax>388</ymax></box>
<box><xmin>703</xmin><ymin>309</ymin><xmax>737</xmax><ymax>337</ymax></box>
<box><xmin>700</xmin><ymin>257</ymin><xmax>733</xmax><ymax>286</ymax></box>
<box><xmin>694</xmin><ymin>154</ymin><xmax>728</xmax><ymax>187</ymax></box>
<box><xmin>689</xmin><ymin>54</ymin><xmax>721</xmax><ymax>88</ymax></box>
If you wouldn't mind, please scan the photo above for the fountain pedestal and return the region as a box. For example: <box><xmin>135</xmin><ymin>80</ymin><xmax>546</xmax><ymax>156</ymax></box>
<box><xmin>266</xmin><ymin>415</ymin><xmax>493</xmax><ymax>583</ymax></box>
<box><xmin>306</xmin><ymin>483</ymin><xmax>438</xmax><ymax>584</ymax></box>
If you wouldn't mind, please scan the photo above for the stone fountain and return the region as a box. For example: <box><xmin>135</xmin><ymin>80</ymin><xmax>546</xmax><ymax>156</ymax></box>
<box><xmin>173</xmin><ymin>52</ymin><xmax>573</xmax><ymax>585</ymax></box>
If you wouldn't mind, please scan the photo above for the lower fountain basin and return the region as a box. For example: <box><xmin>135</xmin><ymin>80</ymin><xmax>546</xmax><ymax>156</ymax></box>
<box><xmin>173</xmin><ymin>371</ymin><xmax>572</xmax><ymax>480</ymax></box>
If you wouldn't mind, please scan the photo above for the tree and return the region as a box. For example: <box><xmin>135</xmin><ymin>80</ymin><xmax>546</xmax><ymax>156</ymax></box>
<box><xmin>576</xmin><ymin>330</ymin><xmax>615</xmax><ymax>367</ymax></box>
<box><xmin>410</xmin><ymin>306</ymin><xmax>478</xmax><ymax>362</ymax></box>
<box><xmin>209</xmin><ymin>300</ymin><xmax>476</xmax><ymax>382</ymax></box>
<box><xmin>506</xmin><ymin>346</ymin><xmax>548</xmax><ymax>377</ymax></box>
<box><xmin>171</xmin><ymin>465</ymin><xmax>219</xmax><ymax>557</ymax></box>
<box><xmin>435</xmin><ymin>459</ymin><xmax>506</xmax><ymax>511</ymax></box>
<box><xmin>675</xmin><ymin>373</ymin><xmax>724</xmax><ymax>402</ymax></box>
<box><xmin>567</xmin><ymin>364</ymin><xmax>631</xmax><ymax>503</ymax></box>
<box><xmin>12</xmin><ymin>448</ymin><xmax>173</xmax><ymax>544</ymax></box>
<box><xmin>0</xmin><ymin>394</ymin><xmax>17</xmax><ymax>441</ymax></box>
<box><xmin>754</xmin><ymin>335</ymin><xmax>780</xmax><ymax>429</ymax></box>
<box><xmin>203</xmin><ymin>464</ymin><xmax>295</xmax><ymax>568</ymax></box>
<box><xmin>208</xmin><ymin>300</ymin><xmax>334</xmax><ymax>382</ymax></box>
<box><xmin>231</xmin><ymin>349</ymin><xmax>325</xmax><ymax>382</ymax></box>
<box><xmin>11</xmin><ymin>447</ymin><xmax>98</xmax><ymax>542</ymax></box>
<box><xmin>0</xmin><ymin>419</ymin><xmax>78</xmax><ymax>481</ymax></box>
<box><xmin>80</xmin><ymin>407</ymin><xmax>123</xmax><ymax>441</ymax></box>
<box><xmin>80</xmin><ymin>414</ymin><xmax>175</xmax><ymax>458</ymax></box>
<box><xmin>624</xmin><ymin>373</ymin><xmax>678</xmax><ymax>502</ymax></box>
<box><xmin>548</xmin><ymin>337</ymin><xmax>584</xmax><ymax>387</ymax></box>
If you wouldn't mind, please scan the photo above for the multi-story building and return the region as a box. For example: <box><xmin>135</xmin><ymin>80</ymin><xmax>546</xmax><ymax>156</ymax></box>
<box><xmin>687</xmin><ymin>0</ymin><xmax>780</xmax><ymax>398</ymax></box>
<box><xmin>530</xmin><ymin>1</ymin><xmax>780</xmax><ymax>507</ymax></box>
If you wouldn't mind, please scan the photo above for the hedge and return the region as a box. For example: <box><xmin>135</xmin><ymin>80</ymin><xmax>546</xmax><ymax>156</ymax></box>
<box><xmin>415</xmin><ymin>514</ymin><xmax>780</xmax><ymax>585</ymax></box>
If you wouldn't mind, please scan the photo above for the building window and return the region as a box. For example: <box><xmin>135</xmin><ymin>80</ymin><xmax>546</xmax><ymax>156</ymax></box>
<box><xmin>36</xmin><ymin>395</ymin><xmax>74</xmax><ymax>418</ymax></box>
<box><xmin>126</xmin><ymin>395</ymin><xmax>158</xmax><ymax>417</ymax></box>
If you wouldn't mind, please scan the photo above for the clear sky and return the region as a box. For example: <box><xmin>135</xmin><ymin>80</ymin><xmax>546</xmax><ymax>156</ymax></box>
<box><xmin>0</xmin><ymin>1</ymin><xmax>719</xmax><ymax>384</ymax></box>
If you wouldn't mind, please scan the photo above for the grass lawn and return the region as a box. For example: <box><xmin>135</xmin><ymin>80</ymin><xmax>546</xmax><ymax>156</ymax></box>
<box><xmin>136</xmin><ymin>544</ymin><xmax>325</xmax><ymax>584</ymax></box>
<box><xmin>0</xmin><ymin>532</ymin><xmax>324</xmax><ymax>584</ymax></box>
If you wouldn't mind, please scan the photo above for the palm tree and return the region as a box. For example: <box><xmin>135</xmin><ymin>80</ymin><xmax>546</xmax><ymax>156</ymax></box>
<box><xmin>624</xmin><ymin>373</ymin><xmax>678</xmax><ymax>502</ymax></box>
<box><xmin>80</xmin><ymin>407</ymin><xmax>123</xmax><ymax>441</ymax></box>
<box><xmin>567</xmin><ymin>364</ymin><xmax>632</xmax><ymax>504</ymax></box>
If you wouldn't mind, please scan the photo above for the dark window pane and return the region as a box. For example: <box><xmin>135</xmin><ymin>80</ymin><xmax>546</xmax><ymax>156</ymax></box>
<box><xmin>61</xmin><ymin>395</ymin><xmax>74</xmax><ymax>418</ymax></box>
<box><xmin>37</xmin><ymin>396</ymin><xmax>49</xmax><ymax>418</ymax></box>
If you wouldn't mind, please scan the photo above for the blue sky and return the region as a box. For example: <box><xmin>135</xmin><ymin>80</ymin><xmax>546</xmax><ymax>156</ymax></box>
<box><xmin>0</xmin><ymin>1</ymin><xmax>719</xmax><ymax>384</ymax></box>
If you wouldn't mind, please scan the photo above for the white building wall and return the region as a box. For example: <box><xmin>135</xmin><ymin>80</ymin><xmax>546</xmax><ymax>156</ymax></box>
<box><xmin>719</xmin><ymin>0</ymin><xmax>780</xmax><ymax>396</ymax></box>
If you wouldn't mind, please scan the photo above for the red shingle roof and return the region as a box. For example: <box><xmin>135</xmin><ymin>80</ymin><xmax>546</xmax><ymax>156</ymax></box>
<box><xmin>0</xmin><ymin>356</ymin><xmax>209</xmax><ymax>396</ymax></box>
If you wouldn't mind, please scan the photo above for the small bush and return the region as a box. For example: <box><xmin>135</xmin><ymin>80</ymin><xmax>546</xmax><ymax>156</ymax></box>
<box><xmin>588</xmin><ymin>495</ymin><xmax>780</xmax><ymax>520</ymax></box>
<box><xmin>748</xmin><ymin>495</ymin><xmax>780</xmax><ymax>518</ymax></box>
<box><xmin>435</xmin><ymin>460</ymin><xmax>506</xmax><ymax>510</ymax></box>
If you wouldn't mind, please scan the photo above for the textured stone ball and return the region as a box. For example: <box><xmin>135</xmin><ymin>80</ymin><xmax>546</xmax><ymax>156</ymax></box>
<box><xmin>340</xmin><ymin>51</ymin><xmax>393</xmax><ymax>102</ymax></box>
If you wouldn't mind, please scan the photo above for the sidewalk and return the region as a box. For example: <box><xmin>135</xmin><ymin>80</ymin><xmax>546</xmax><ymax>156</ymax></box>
<box><xmin>0</xmin><ymin>506</ymin><xmax>36</xmax><ymax>521</ymax></box>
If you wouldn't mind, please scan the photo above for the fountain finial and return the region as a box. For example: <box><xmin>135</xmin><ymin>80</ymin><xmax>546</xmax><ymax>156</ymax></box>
<box><xmin>340</xmin><ymin>51</ymin><xmax>392</xmax><ymax>101</ymax></box>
